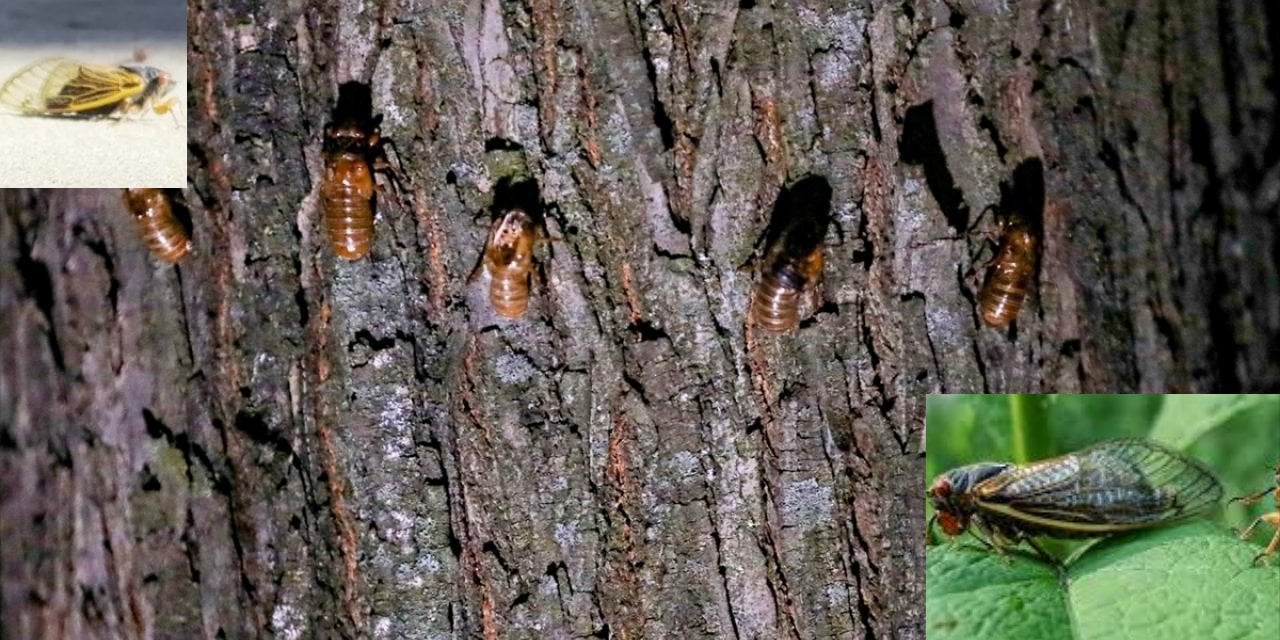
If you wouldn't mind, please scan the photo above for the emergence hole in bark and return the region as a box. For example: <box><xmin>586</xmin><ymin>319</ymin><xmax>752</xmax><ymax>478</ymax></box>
<box><xmin>899</xmin><ymin>100</ymin><xmax>969</xmax><ymax>232</ymax></box>
<box><xmin>484</xmin><ymin>137</ymin><xmax>523</xmax><ymax>151</ymax></box>
<box><xmin>331</xmin><ymin>81</ymin><xmax>376</xmax><ymax>129</ymax></box>
<box><xmin>140</xmin><ymin>466</ymin><xmax>162</xmax><ymax>492</ymax></box>
<box><xmin>759</xmin><ymin>174</ymin><xmax>833</xmax><ymax>258</ymax></box>
<box><xmin>490</xmin><ymin>176</ymin><xmax>544</xmax><ymax>225</ymax></box>
<box><xmin>999</xmin><ymin>158</ymin><xmax>1045</xmax><ymax>236</ymax></box>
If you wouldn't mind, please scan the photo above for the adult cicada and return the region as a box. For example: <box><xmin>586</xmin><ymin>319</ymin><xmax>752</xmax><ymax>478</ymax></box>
<box><xmin>0</xmin><ymin>58</ymin><xmax>177</xmax><ymax>119</ymax></box>
<box><xmin>1229</xmin><ymin>462</ymin><xmax>1279</xmax><ymax>565</ymax></box>
<box><xmin>928</xmin><ymin>438</ymin><xmax>1223</xmax><ymax>559</ymax></box>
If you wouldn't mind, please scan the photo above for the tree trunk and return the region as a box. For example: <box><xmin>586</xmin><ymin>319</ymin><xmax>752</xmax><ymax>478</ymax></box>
<box><xmin>3</xmin><ymin>0</ymin><xmax>1278</xmax><ymax>638</ymax></box>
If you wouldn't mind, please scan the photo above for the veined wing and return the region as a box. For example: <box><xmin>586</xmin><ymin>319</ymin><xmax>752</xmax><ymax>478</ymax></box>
<box><xmin>974</xmin><ymin>439</ymin><xmax>1222</xmax><ymax>532</ymax></box>
<box><xmin>0</xmin><ymin>58</ymin><xmax>141</xmax><ymax>115</ymax></box>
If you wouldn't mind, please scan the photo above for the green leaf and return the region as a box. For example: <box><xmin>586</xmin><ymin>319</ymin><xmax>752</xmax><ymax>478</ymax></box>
<box><xmin>926</xmin><ymin>522</ymin><xmax>1280</xmax><ymax>640</ymax></box>
<box><xmin>1148</xmin><ymin>395</ymin><xmax>1271</xmax><ymax>449</ymax></box>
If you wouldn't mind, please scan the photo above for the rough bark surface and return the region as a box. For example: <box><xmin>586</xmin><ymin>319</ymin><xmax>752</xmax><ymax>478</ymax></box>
<box><xmin>3</xmin><ymin>0</ymin><xmax>1278</xmax><ymax>638</ymax></box>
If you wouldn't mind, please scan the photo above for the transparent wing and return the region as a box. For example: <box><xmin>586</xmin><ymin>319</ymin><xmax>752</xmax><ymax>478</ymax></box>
<box><xmin>976</xmin><ymin>438</ymin><xmax>1222</xmax><ymax>529</ymax></box>
<box><xmin>0</xmin><ymin>58</ymin><xmax>141</xmax><ymax>115</ymax></box>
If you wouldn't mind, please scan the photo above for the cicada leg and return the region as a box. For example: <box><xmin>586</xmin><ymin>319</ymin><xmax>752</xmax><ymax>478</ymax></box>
<box><xmin>1242</xmin><ymin>511</ymin><xmax>1280</xmax><ymax>565</ymax></box>
<box><xmin>151</xmin><ymin>97</ymin><xmax>181</xmax><ymax>127</ymax></box>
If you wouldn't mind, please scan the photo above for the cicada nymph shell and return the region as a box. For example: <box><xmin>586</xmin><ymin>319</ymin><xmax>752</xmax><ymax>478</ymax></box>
<box><xmin>978</xmin><ymin>221</ymin><xmax>1038</xmax><ymax>329</ymax></box>
<box><xmin>320</xmin><ymin>118</ymin><xmax>380</xmax><ymax>261</ymax></box>
<box><xmin>122</xmin><ymin>189</ymin><xmax>190</xmax><ymax>263</ymax></box>
<box><xmin>750</xmin><ymin>218</ymin><xmax>825</xmax><ymax>333</ymax></box>
<box><xmin>479</xmin><ymin>209</ymin><xmax>539</xmax><ymax>318</ymax></box>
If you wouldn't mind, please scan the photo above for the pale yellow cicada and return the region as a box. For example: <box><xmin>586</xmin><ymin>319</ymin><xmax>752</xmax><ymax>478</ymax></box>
<box><xmin>0</xmin><ymin>58</ymin><xmax>178</xmax><ymax>120</ymax></box>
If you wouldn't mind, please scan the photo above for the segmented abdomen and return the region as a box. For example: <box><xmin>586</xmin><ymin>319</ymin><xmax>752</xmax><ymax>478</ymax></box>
<box><xmin>979</xmin><ymin>226</ymin><xmax>1036</xmax><ymax>328</ymax></box>
<box><xmin>123</xmin><ymin>188</ymin><xmax>189</xmax><ymax>263</ymax></box>
<box><xmin>321</xmin><ymin>154</ymin><xmax>374</xmax><ymax>261</ymax></box>
<box><xmin>488</xmin><ymin>266</ymin><xmax>531</xmax><ymax>318</ymax></box>
<box><xmin>752</xmin><ymin>249</ymin><xmax>822</xmax><ymax>333</ymax></box>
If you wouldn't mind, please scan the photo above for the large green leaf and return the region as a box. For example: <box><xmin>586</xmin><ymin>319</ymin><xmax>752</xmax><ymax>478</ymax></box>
<box><xmin>926</xmin><ymin>522</ymin><xmax>1280</xmax><ymax>640</ymax></box>
<box><xmin>1148</xmin><ymin>395</ymin><xmax>1272</xmax><ymax>449</ymax></box>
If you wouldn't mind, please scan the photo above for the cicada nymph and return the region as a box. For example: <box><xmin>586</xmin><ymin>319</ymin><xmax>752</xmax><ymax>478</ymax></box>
<box><xmin>320</xmin><ymin>117</ymin><xmax>383</xmax><ymax>261</ymax></box>
<box><xmin>1229</xmin><ymin>462</ymin><xmax>1280</xmax><ymax>565</ymax></box>
<box><xmin>978</xmin><ymin>219</ymin><xmax>1038</xmax><ymax>329</ymax></box>
<box><xmin>476</xmin><ymin>209</ymin><xmax>540</xmax><ymax>319</ymax></box>
<box><xmin>0</xmin><ymin>58</ymin><xmax>177</xmax><ymax>120</ymax></box>
<box><xmin>928</xmin><ymin>439</ymin><xmax>1222</xmax><ymax>560</ymax></box>
<box><xmin>750</xmin><ymin>216</ymin><xmax>826</xmax><ymax>333</ymax></box>
<box><xmin>122</xmin><ymin>189</ymin><xmax>190</xmax><ymax>263</ymax></box>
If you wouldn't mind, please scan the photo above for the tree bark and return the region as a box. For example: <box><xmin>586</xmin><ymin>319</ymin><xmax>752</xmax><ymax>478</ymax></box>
<box><xmin>3</xmin><ymin>0</ymin><xmax>1278</xmax><ymax>638</ymax></box>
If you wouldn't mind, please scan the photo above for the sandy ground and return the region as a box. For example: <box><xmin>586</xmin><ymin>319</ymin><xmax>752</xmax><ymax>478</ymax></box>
<box><xmin>0</xmin><ymin>1</ymin><xmax>185</xmax><ymax>187</ymax></box>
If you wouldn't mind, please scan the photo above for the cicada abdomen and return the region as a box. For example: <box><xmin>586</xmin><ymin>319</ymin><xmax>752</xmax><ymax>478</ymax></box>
<box><xmin>751</xmin><ymin>219</ymin><xmax>825</xmax><ymax>333</ymax></box>
<box><xmin>928</xmin><ymin>439</ymin><xmax>1222</xmax><ymax>557</ymax></box>
<box><xmin>1230</xmin><ymin>462</ymin><xmax>1280</xmax><ymax>564</ymax></box>
<box><xmin>321</xmin><ymin>119</ymin><xmax>378</xmax><ymax>260</ymax></box>
<box><xmin>979</xmin><ymin>221</ymin><xmax>1038</xmax><ymax>328</ymax></box>
<box><xmin>481</xmin><ymin>209</ymin><xmax>538</xmax><ymax>318</ymax></box>
<box><xmin>122</xmin><ymin>188</ymin><xmax>190</xmax><ymax>263</ymax></box>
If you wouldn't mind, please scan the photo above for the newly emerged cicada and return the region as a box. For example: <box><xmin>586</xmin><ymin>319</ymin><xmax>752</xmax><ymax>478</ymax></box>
<box><xmin>750</xmin><ymin>217</ymin><xmax>825</xmax><ymax>333</ymax></box>
<box><xmin>928</xmin><ymin>439</ymin><xmax>1222</xmax><ymax>560</ymax></box>
<box><xmin>0</xmin><ymin>58</ymin><xmax>177</xmax><ymax>119</ymax></box>
<box><xmin>320</xmin><ymin>117</ymin><xmax>382</xmax><ymax>261</ymax></box>
<box><xmin>978</xmin><ymin>219</ymin><xmax>1038</xmax><ymax>329</ymax></box>
<box><xmin>122</xmin><ymin>188</ymin><xmax>190</xmax><ymax>263</ymax></box>
<box><xmin>1229</xmin><ymin>462</ymin><xmax>1280</xmax><ymax>565</ymax></box>
<box><xmin>476</xmin><ymin>209</ymin><xmax>539</xmax><ymax>319</ymax></box>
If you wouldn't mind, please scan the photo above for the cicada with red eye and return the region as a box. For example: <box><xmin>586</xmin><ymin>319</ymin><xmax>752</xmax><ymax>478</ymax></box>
<box><xmin>928</xmin><ymin>439</ymin><xmax>1222</xmax><ymax>560</ymax></box>
<box><xmin>1230</xmin><ymin>462</ymin><xmax>1280</xmax><ymax>565</ymax></box>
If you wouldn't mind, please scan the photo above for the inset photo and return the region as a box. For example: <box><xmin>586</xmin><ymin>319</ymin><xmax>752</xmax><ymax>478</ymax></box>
<box><xmin>925</xmin><ymin>394</ymin><xmax>1280</xmax><ymax>640</ymax></box>
<box><xmin>0</xmin><ymin>1</ymin><xmax>184</xmax><ymax>187</ymax></box>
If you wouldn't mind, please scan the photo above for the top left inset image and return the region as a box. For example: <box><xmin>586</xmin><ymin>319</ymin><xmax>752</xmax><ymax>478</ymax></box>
<box><xmin>0</xmin><ymin>0</ymin><xmax>185</xmax><ymax>187</ymax></box>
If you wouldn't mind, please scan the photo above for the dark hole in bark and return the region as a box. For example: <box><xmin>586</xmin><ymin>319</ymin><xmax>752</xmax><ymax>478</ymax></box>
<box><xmin>639</xmin><ymin>45</ymin><xmax>675</xmax><ymax>151</ymax></box>
<box><xmin>899</xmin><ymin>101</ymin><xmax>969</xmax><ymax>232</ymax></box>
<box><xmin>234</xmin><ymin>410</ymin><xmax>292</xmax><ymax>455</ymax></box>
<box><xmin>999</xmin><ymin>158</ymin><xmax>1045</xmax><ymax>236</ymax></box>
<box><xmin>14</xmin><ymin>253</ymin><xmax>63</xmax><ymax>369</ymax></box>
<box><xmin>491</xmin><ymin>176</ymin><xmax>544</xmax><ymax>224</ymax></box>
<box><xmin>760</xmin><ymin>175</ymin><xmax>833</xmax><ymax>257</ymax></box>
<box><xmin>350</xmin><ymin>329</ymin><xmax>396</xmax><ymax>352</ymax></box>
<box><xmin>141</xmin><ymin>466</ymin><xmax>162</xmax><ymax>492</ymax></box>
<box><xmin>330</xmin><ymin>82</ymin><xmax>380</xmax><ymax>134</ymax></box>
<box><xmin>484</xmin><ymin>137</ymin><xmax>523</xmax><ymax>151</ymax></box>
<box><xmin>142</xmin><ymin>409</ymin><xmax>170</xmax><ymax>439</ymax></box>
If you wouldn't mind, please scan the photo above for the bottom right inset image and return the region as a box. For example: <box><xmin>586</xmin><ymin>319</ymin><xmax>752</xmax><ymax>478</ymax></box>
<box><xmin>924</xmin><ymin>394</ymin><xmax>1280</xmax><ymax>640</ymax></box>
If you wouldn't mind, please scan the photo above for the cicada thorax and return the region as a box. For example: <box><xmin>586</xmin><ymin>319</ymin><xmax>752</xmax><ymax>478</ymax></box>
<box><xmin>320</xmin><ymin>121</ymin><xmax>378</xmax><ymax>261</ymax></box>
<box><xmin>751</xmin><ymin>218</ymin><xmax>826</xmax><ymax>333</ymax></box>
<box><xmin>979</xmin><ymin>221</ymin><xmax>1038</xmax><ymax>328</ymax></box>
<box><xmin>122</xmin><ymin>188</ymin><xmax>190</xmax><ymax>263</ymax></box>
<box><xmin>482</xmin><ymin>209</ymin><xmax>538</xmax><ymax>318</ymax></box>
